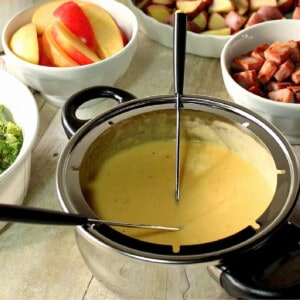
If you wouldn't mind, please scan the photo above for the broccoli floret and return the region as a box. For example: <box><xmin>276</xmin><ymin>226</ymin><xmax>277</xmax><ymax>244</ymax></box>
<box><xmin>0</xmin><ymin>105</ymin><xmax>23</xmax><ymax>174</ymax></box>
<box><xmin>0</xmin><ymin>105</ymin><xmax>9</xmax><ymax>124</ymax></box>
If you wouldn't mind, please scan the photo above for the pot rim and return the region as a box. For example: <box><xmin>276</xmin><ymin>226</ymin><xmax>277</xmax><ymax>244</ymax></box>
<box><xmin>56</xmin><ymin>94</ymin><xmax>300</xmax><ymax>263</ymax></box>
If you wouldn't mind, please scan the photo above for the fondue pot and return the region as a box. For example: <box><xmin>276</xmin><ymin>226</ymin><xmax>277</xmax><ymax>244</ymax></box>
<box><xmin>57</xmin><ymin>86</ymin><xmax>300</xmax><ymax>299</ymax></box>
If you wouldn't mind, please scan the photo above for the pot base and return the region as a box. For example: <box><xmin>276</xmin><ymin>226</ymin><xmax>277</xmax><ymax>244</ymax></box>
<box><xmin>75</xmin><ymin>229</ymin><xmax>233</xmax><ymax>299</ymax></box>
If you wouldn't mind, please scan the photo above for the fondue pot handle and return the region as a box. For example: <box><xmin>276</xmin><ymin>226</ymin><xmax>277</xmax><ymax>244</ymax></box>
<box><xmin>62</xmin><ymin>86</ymin><xmax>136</xmax><ymax>138</ymax></box>
<box><xmin>209</xmin><ymin>222</ymin><xmax>300</xmax><ymax>299</ymax></box>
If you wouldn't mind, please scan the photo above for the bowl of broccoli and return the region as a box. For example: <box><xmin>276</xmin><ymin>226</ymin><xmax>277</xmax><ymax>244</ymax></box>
<box><xmin>0</xmin><ymin>105</ymin><xmax>23</xmax><ymax>174</ymax></box>
<box><xmin>0</xmin><ymin>69</ymin><xmax>39</xmax><ymax>230</ymax></box>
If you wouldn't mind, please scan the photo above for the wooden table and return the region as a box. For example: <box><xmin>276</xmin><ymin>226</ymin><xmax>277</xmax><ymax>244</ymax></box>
<box><xmin>0</xmin><ymin>28</ymin><xmax>299</xmax><ymax>300</ymax></box>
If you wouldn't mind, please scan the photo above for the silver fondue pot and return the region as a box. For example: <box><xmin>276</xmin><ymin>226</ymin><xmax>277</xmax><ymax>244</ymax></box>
<box><xmin>57</xmin><ymin>86</ymin><xmax>300</xmax><ymax>299</ymax></box>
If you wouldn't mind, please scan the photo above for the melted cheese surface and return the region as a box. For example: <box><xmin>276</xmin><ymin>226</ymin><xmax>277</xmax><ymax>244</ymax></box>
<box><xmin>84</xmin><ymin>139</ymin><xmax>275</xmax><ymax>251</ymax></box>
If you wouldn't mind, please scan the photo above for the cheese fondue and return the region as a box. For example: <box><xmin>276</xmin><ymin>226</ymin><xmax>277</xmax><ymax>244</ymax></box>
<box><xmin>83</xmin><ymin>138</ymin><xmax>276</xmax><ymax>251</ymax></box>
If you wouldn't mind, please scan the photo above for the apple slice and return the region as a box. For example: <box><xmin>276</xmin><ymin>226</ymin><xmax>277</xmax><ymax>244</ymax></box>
<box><xmin>38</xmin><ymin>36</ymin><xmax>54</xmax><ymax>66</ymax></box>
<box><xmin>54</xmin><ymin>1</ymin><xmax>96</xmax><ymax>52</ymax></box>
<box><xmin>51</xmin><ymin>20</ymin><xmax>100</xmax><ymax>65</ymax></box>
<box><xmin>146</xmin><ymin>4</ymin><xmax>171</xmax><ymax>23</ymax></box>
<box><xmin>208</xmin><ymin>12</ymin><xmax>226</xmax><ymax>30</ymax></box>
<box><xmin>32</xmin><ymin>0</ymin><xmax>71</xmax><ymax>35</ymax></box>
<box><xmin>80</xmin><ymin>3</ymin><xmax>125</xmax><ymax>59</ymax></box>
<box><xmin>42</xmin><ymin>24</ymin><xmax>79</xmax><ymax>67</ymax></box>
<box><xmin>119</xmin><ymin>28</ymin><xmax>128</xmax><ymax>46</ymax></box>
<box><xmin>9</xmin><ymin>22</ymin><xmax>39</xmax><ymax>64</ymax></box>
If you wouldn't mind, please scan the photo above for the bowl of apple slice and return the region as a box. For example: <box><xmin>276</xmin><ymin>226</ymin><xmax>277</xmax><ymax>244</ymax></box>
<box><xmin>126</xmin><ymin>0</ymin><xmax>299</xmax><ymax>58</ymax></box>
<box><xmin>2</xmin><ymin>0</ymin><xmax>138</xmax><ymax>107</ymax></box>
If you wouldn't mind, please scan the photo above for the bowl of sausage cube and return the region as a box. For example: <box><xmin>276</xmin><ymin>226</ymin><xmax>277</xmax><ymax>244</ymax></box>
<box><xmin>221</xmin><ymin>19</ymin><xmax>300</xmax><ymax>144</ymax></box>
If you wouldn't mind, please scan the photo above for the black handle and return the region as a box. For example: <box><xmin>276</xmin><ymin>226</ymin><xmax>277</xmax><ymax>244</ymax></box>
<box><xmin>0</xmin><ymin>204</ymin><xmax>88</xmax><ymax>226</ymax></box>
<box><xmin>212</xmin><ymin>222</ymin><xmax>300</xmax><ymax>299</ymax></box>
<box><xmin>61</xmin><ymin>86</ymin><xmax>136</xmax><ymax>138</ymax></box>
<box><xmin>173</xmin><ymin>11</ymin><xmax>186</xmax><ymax>97</ymax></box>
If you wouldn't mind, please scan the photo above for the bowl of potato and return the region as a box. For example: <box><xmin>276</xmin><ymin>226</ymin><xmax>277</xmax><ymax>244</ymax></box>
<box><xmin>2</xmin><ymin>0</ymin><xmax>138</xmax><ymax>107</ymax></box>
<box><xmin>126</xmin><ymin>0</ymin><xmax>300</xmax><ymax>58</ymax></box>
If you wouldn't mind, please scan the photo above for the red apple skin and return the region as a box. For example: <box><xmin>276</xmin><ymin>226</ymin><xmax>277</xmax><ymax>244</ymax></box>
<box><xmin>80</xmin><ymin>3</ymin><xmax>125</xmax><ymax>59</ymax></box>
<box><xmin>38</xmin><ymin>36</ymin><xmax>54</xmax><ymax>66</ymax></box>
<box><xmin>118</xmin><ymin>27</ymin><xmax>128</xmax><ymax>46</ymax></box>
<box><xmin>54</xmin><ymin>1</ymin><xmax>97</xmax><ymax>52</ymax></box>
<box><xmin>41</xmin><ymin>24</ymin><xmax>79</xmax><ymax>67</ymax></box>
<box><xmin>51</xmin><ymin>20</ymin><xmax>100</xmax><ymax>65</ymax></box>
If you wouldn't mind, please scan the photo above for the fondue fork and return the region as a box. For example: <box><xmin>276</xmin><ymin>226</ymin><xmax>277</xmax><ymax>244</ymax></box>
<box><xmin>173</xmin><ymin>11</ymin><xmax>187</xmax><ymax>202</ymax></box>
<box><xmin>0</xmin><ymin>204</ymin><xmax>180</xmax><ymax>231</ymax></box>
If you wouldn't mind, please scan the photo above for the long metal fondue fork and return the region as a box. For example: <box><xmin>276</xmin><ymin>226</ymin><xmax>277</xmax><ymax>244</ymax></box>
<box><xmin>0</xmin><ymin>204</ymin><xmax>180</xmax><ymax>231</ymax></box>
<box><xmin>173</xmin><ymin>11</ymin><xmax>187</xmax><ymax>202</ymax></box>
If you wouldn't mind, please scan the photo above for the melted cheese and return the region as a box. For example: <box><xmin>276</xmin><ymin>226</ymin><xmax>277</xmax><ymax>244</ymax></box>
<box><xmin>84</xmin><ymin>139</ymin><xmax>275</xmax><ymax>251</ymax></box>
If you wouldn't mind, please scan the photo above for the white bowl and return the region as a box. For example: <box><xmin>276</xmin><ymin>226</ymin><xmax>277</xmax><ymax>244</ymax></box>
<box><xmin>0</xmin><ymin>0</ymin><xmax>44</xmax><ymax>52</ymax></box>
<box><xmin>221</xmin><ymin>19</ymin><xmax>300</xmax><ymax>144</ymax></box>
<box><xmin>0</xmin><ymin>69</ymin><xmax>39</xmax><ymax>230</ymax></box>
<box><xmin>125</xmin><ymin>0</ymin><xmax>229</xmax><ymax>58</ymax></box>
<box><xmin>2</xmin><ymin>0</ymin><xmax>138</xmax><ymax>107</ymax></box>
